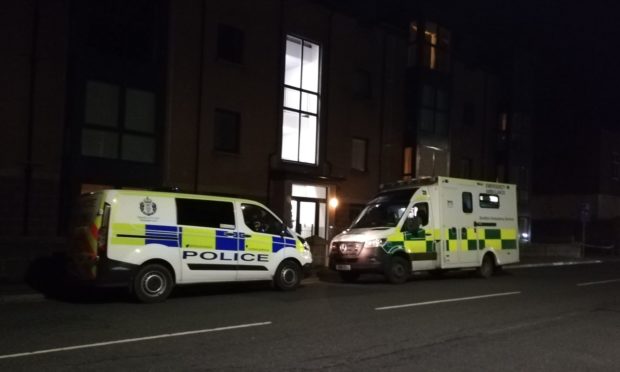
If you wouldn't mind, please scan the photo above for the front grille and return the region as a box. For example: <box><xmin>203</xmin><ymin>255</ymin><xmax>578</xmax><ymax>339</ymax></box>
<box><xmin>332</xmin><ymin>241</ymin><xmax>363</xmax><ymax>257</ymax></box>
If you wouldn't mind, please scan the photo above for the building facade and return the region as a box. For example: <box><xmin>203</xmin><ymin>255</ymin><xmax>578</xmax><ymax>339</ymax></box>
<box><xmin>2</xmin><ymin>0</ymin><xmax>534</xmax><ymax>270</ymax></box>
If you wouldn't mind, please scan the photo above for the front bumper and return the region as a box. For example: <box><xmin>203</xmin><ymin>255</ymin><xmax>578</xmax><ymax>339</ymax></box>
<box><xmin>328</xmin><ymin>247</ymin><xmax>386</xmax><ymax>273</ymax></box>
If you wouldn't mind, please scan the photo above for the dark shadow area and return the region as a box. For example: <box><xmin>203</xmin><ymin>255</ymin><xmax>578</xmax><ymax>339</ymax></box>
<box><xmin>317</xmin><ymin>267</ymin><xmax>514</xmax><ymax>285</ymax></box>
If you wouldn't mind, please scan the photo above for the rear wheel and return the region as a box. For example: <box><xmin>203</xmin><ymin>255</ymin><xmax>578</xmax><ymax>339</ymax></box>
<box><xmin>385</xmin><ymin>256</ymin><xmax>411</xmax><ymax>284</ymax></box>
<box><xmin>477</xmin><ymin>254</ymin><xmax>495</xmax><ymax>279</ymax></box>
<box><xmin>274</xmin><ymin>260</ymin><xmax>301</xmax><ymax>291</ymax></box>
<box><xmin>133</xmin><ymin>264</ymin><xmax>174</xmax><ymax>303</ymax></box>
<box><xmin>339</xmin><ymin>271</ymin><xmax>360</xmax><ymax>283</ymax></box>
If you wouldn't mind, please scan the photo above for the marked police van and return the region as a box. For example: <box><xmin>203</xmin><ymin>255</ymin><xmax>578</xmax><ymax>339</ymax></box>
<box><xmin>329</xmin><ymin>177</ymin><xmax>519</xmax><ymax>283</ymax></box>
<box><xmin>68</xmin><ymin>189</ymin><xmax>312</xmax><ymax>302</ymax></box>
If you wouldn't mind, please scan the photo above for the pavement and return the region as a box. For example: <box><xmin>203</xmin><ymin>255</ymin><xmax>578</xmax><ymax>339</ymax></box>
<box><xmin>1</xmin><ymin>254</ymin><xmax>618</xmax><ymax>304</ymax></box>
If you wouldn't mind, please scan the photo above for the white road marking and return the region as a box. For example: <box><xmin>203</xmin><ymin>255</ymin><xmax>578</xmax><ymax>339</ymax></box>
<box><xmin>0</xmin><ymin>321</ymin><xmax>272</xmax><ymax>360</ymax></box>
<box><xmin>375</xmin><ymin>291</ymin><xmax>521</xmax><ymax>311</ymax></box>
<box><xmin>577</xmin><ymin>278</ymin><xmax>620</xmax><ymax>287</ymax></box>
<box><xmin>507</xmin><ymin>260</ymin><xmax>602</xmax><ymax>269</ymax></box>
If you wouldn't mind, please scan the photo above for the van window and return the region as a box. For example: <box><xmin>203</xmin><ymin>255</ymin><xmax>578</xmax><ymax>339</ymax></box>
<box><xmin>462</xmin><ymin>192</ymin><xmax>473</xmax><ymax>213</ymax></box>
<box><xmin>176</xmin><ymin>199</ymin><xmax>235</xmax><ymax>228</ymax></box>
<box><xmin>241</xmin><ymin>204</ymin><xmax>288</xmax><ymax>236</ymax></box>
<box><xmin>411</xmin><ymin>202</ymin><xmax>429</xmax><ymax>226</ymax></box>
<box><xmin>479</xmin><ymin>193</ymin><xmax>500</xmax><ymax>209</ymax></box>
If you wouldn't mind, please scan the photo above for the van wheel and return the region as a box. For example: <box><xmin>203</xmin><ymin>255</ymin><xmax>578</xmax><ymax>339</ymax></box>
<box><xmin>339</xmin><ymin>271</ymin><xmax>360</xmax><ymax>283</ymax></box>
<box><xmin>477</xmin><ymin>254</ymin><xmax>495</xmax><ymax>279</ymax></box>
<box><xmin>385</xmin><ymin>256</ymin><xmax>410</xmax><ymax>284</ymax></box>
<box><xmin>274</xmin><ymin>260</ymin><xmax>301</xmax><ymax>291</ymax></box>
<box><xmin>133</xmin><ymin>264</ymin><xmax>174</xmax><ymax>303</ymax></box>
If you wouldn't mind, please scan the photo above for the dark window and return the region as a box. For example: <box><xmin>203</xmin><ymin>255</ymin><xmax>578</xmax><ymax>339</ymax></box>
<box><xmin>418</xmin><ymin>84</ymin><xmax>449</xmax><ymax>136</ymax></box>
<box><xmin>462</xmin><ymin>192</ymin><xmax>473</xmax><ymax>213</ymax></box>
<box><xmin>214</xmin><ymin>109</ymin><xmax>240</xmax><ymax>153</ymax></box>
<box><xmin>241</xmin><ymin>204</ymin><xmax>286</xmax><ymax>236</ymax></box>
<box><xmin>413</xmin><ymin>202</ymin><xmax>429</xmax><ymax>226</ymax></box>
<box><xmin>217</xmin><ymin>24</ymin><xmax>244</xmax><ymax>64</ymax></box>
<box><xmin>176</xmin><ymin>199</ymin><xmax>235</xmax><ymax>228</ymax></box>
<box><xmin>479</xmin><ymin>193</ymin><xmax>500</xmax><ymax>209</ymax></box>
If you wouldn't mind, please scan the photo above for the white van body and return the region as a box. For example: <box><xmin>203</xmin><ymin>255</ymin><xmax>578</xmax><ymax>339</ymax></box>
<box><xmin>329</xmin><ymin>177</ymin><xmax>519</xmax><ymax>283</ymax></box>
<box><xmin>68</xmin><ymin>190</ymin><xmax>312</xmax><ymax>302</ymax></box>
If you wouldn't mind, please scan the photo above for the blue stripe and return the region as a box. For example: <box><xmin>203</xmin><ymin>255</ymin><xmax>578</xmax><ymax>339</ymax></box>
<box><xmin>145</xmin><ymin>238</ymin><xmax>179</xmax><ymax>247</ymax></box>
<box><xmin>146</xmin><ymin>224</ymin><xmax>178</xmax><ymax>232</ymax></box>
<box><xmin>216</xmin><ymin>230</ymin><xmax>239</xmax><ymax>251</ymax></box>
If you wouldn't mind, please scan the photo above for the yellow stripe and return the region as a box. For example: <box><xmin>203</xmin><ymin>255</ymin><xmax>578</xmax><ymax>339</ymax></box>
<box><xmin>182</xmin><ymin>226</ymin><xmax>216</xmax><ymax>249</ymax></box>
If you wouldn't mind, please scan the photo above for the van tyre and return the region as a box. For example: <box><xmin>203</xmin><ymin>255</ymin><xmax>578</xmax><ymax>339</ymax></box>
<box><xmin>133</xmin><ymin>264</ymin><xmax>174</xmax><ymax>303</ymax></box>
<box><xmin>385</xmin><ymin>256</ymin><xmax>410</xmax><ymax>284</ymax></box>
<box><xmin>477</xmin><ymin>254</ymin><xmax>495</xmax><ymax>279</ymax></box>
<box><xmin>274</xmin><ymin>260</ymin><xmax>301</xmax><ymax>291</ymax></box>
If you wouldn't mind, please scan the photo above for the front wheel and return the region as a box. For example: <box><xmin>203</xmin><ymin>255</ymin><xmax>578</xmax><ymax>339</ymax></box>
<box><xmin>132</xmin><ymin>264</ymin><xmax>174</xmax><ymax>303</ymax></box>
<box><xmin>477</xmin><ymin>254</ymin><xmax>495</xmax><ymax>279</ymax></box>
<box><xmin>274</xmin><ymin>260</ymin><xmax>302</xmax><ymax>291</ymax></box>
<box><xmin>385</xmin><ymin>256</ymin><xmax>411</xmax><ymax>284</ymax></box>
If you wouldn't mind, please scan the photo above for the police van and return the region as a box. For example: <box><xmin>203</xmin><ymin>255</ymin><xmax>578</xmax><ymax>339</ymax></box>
<box><xmin>68</xmin><ymin>189</ymin><xmax>312</xmax><ymax>302</ymax></box>
<box><xmin>329</xmin><ymin>177</ymin><xmax>519</xmax><ymax>283</ymax></box>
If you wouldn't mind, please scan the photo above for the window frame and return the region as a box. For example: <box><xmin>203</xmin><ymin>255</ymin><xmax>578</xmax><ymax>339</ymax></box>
<box><xmin>280</xmin><ymin>34</ymin><xmax>322</xmax><ymax>165</ymax></box>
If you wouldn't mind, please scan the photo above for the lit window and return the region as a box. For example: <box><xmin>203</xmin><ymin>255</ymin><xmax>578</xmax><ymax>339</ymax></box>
<box><xmin>403</xmin><ymin>146</ymin><xmax>413</xmax><ymax>176</ymax></box>
<box><xmin>479</xmin><ymin>193</ymin><xmax>500</xmax><ymax>209</ymax></box>
<box><xmin>281</xmin><ymin>35</ymin><xmax>320</xmax><ymax>164</ymax></box>
<box><xmin>408</xmin><ymin>21</ymin><xmax>450</xmax><ymax>71</ymax></box>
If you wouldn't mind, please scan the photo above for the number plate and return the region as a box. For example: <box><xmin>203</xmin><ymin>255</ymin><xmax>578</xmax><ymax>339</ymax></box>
<box><xmin>336</xmin><ymin>264</ymin><xmax>351</xmax><ymax>271</ymax></box>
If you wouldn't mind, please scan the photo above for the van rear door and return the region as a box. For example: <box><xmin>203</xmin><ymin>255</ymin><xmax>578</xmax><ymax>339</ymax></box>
<box><xmin>68</xmin><ymin>192</ymin><xmax>106</xmax><ymax>280</ymax></box>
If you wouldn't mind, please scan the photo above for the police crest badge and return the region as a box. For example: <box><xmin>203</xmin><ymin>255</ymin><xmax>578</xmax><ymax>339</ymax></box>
<box><xmin>140</xmin><ymin>197</ymin><xmax>157</xmax><ymax>216</ymax></box>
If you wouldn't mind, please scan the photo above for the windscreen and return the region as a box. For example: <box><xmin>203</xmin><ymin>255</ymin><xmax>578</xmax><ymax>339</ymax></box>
<box><xmin>350</xmin><ymin>189</ymin><xmax>416</xmax><ymax>229</ymax></box>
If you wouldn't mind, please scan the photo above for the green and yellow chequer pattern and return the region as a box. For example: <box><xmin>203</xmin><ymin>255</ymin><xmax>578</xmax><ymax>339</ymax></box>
<box><xmin>446</xmin><ymin>227</ymin><xmax>517</xmax><ymax>251</ymax></box>
<box><xmin>383</xmin><ymin>227</ymin><xmax>517</xmax><ymax>257</ymax></box>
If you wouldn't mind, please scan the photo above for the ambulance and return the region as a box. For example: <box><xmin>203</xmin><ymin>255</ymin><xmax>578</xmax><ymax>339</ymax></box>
<box><xmin>68</xmin><ymin>189</ymin><xmax>313</xmax><ymax>302</ymax></box>
<box><xmin>329</xmin><ymin>177</ymin><xmax>519</xmax><ymax>283</ymax></box>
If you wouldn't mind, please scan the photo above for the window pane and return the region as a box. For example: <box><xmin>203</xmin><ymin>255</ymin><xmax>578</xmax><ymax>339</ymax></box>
<box><xmin>214</xmin><ymin>109</ymin><xmax>240</xmax><ymax>153</ymax></box>
<box><xmin>217</xmin><ymin>24</ymin><xmax>244</xmax><ymax>64</ymax></box>
<box><xmin>422</xmin><ymin>85</ymin><xmax>435</xmax><ymax>107</ymax></box>
<box><xmin>85</xmin><ymin>81</ymin><xmax>118</xmax><ymax>127</ymax></box>
<box><xmin>418</xmin><ymin>109</ymin><xmax>434</xmax><ymax>132</ymax></box>
<box><xmin>435</xmin><ymin>112</ymin><xmax>448</xmax><ymax>136</ymax></box>
<box><xmin>352</xmin><ymin>138</ymin><xmax>367</xmax><ymax>171</ymax></box>
<box><xmin>284</xmin><ymin>36</ymin><xmax>302</xmax><ymax>88</ymax></box>
<box><xmin>424</xmin><ymin>22</ymin><xmax>438</xmax><ymax>44</ymax></box>
<box><xmin>125</xmin><ymin>89</ymin><xmax>155</xmax><ymax>133</ymax></box>
<box><xmin>318</xmin><ymin>202</ymin><xmax>326</xmax><ymax>238</ymax></box>
<box><xmin>176</xmin><ymin>199</ymin><xmax>235</xmax><ymax>228</ymax></box>
<box><xmin>281</xmin><ymin>110</ymin><xmax>299</xmax><ymax>161</ymax></box>
<box><xmin>301</xmin><ymin>92</ymin><xmax>318</xmax><ymax>114</ymax></box>
<box><xmin>299</xmin><ymin>114</ymin><xmax>317</xmax><ymax>164</ymax></box>
<box><xmin>462</xmin><ymin>192</ymin><xmax>473</xmax><ymax>213</ymax></box>
<box><xmin>284</xmin><ymin>87</ymin><xmax>300</xmax><ymax>110</ymax></box>
<box><xmin>301</xmin><ymin>41</ymin><xmax>320</xmax><ymax>93</ymax></box>
<box><xmin>299</xmin><ymin>201</ymin><xmax>316</xmax><ymax>238</ymax></box>
<box><xmin>292</xmin><ymin>184</ymin><xmax>326</xmax><ymax>199</ymax></box>
<box><xmin>479</xmin><ymin>193</ymin><xmax>500</xmax><ymax>209</ymax></box>
<box><xmin>436</xmin><ymin>89</ymin><xmax>448</xmax><ymax>110</ymax></box>
<box><xmin>121</xmin><ymin>134</ymin><xmax>155</xmax><ymax>163</ymax></box>
<box><xmin>241</xmin><ymin>204</ymin><xmax>282</xmax><ymax>235</ymax></box>
<box><xmin>82</xmin><ymin>128</ymin><xmax>118</xmax><ymax>158</ymax></box>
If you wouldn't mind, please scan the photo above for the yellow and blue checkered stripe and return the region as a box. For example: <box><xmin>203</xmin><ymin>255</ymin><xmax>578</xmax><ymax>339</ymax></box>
<box><xmin>110</xmin><ymin>224</ymin><xmax>298</xmax><ymax>252</ymax></box>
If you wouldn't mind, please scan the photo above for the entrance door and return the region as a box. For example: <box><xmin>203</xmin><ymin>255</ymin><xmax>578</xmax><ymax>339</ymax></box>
<box><xmin>291</xmin><ymin>199</ymin><xmax>326</xmax><ymax>239</ymax></box>
<box><xmin>290</xmin><ymin>184</ymin><xmax>327</xmax><ymax>240</ymax></box>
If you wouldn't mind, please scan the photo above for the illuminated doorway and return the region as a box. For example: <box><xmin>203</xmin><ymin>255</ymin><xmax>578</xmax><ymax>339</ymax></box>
<box><xmin>290</xmin><ymin>184</ymin><xmax>327</xmax><ymax>239</ymax></box>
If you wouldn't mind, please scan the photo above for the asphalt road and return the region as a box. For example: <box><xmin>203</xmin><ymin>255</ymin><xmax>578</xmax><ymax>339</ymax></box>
<box><xmin>1</xmin><ymin>262</ymin><xmax>620</xmax><ymax>371</ymax></box>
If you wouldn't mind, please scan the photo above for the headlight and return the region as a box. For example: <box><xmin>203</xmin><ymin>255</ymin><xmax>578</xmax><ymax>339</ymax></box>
<box><xmin>364</xmin><ymin>239</ymin><xmax>386</xmax><ymax>248</ymax></box>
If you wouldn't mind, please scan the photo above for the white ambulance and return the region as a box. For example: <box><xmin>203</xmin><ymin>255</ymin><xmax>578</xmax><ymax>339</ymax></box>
<box><xmin>68</xmin><ymin>189</ymin><xmax>313</xmax><ymax>302</ymax></box>
<box><xmin>329</xmin><ymin>177</ymin><xmax>519</xmax><ymax>283</ymax></box>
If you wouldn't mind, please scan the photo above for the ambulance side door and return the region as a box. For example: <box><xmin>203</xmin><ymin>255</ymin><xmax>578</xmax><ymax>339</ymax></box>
<box><xmin>238</xmin><ymin>203</ymin><xmax>292</xmax><ymax>281</ymax></box>
<box><xmin>177</xmin><ymin>198</ymin><xmax>239</xmax><ymax>283</ymax></box>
